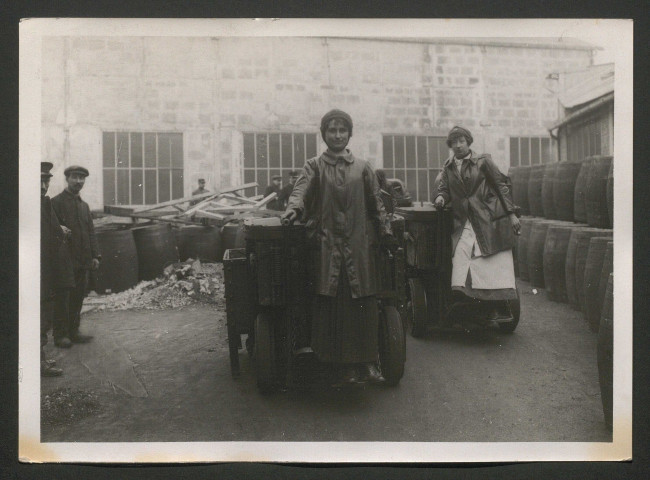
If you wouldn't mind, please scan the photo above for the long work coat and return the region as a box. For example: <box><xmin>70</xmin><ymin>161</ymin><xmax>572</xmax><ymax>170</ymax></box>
<box><xmin>41</xmin><ymin>196</ymin><xmax>75</xmax><ymax>301</ymax></box>
<box><xmin>287</xmin><ymin>149</ymin><xmax>391</xmax><ymax>298</ymax></box>
<box><xmin>51</xmin><ymin>189</ymin><xmax>100</xmax><ymax>270</ymax></box>
<box><xmin>437</xmin><ymin>150</ymin><xmax>516</xmax><ymax>257</ymax></box>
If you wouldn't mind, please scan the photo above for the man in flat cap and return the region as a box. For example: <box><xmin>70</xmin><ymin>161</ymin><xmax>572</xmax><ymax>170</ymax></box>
<box><xmin>51</xmin><ymin>165</ymin><xmax>100</xmax><ymax>346</ymax></box>
<box><xmin>41</xmin><ymin>162</ymin><xmax>73</xmax><ymax>375</ymax></box>
<box><xmin>190</xmin><ymin>178</ymin><xmax>210</xmax><ymax>206</ymax></box>
<box><xmin>264</xmin><ymin>174</ymin><xmax>283</xmax><ymax>211</ymax></box>
<box><xmin>276</xmin><ymin>169</ymin><xmax>301</xmax><ymax>211</ymax></box>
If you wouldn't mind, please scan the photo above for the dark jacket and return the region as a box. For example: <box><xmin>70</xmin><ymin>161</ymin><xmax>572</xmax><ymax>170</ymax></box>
<box><xmin>41</xmin><ymin>196</ymin><xmax>75</xmax><ymax>300</ymax></box>
<box><xmin>287</xmin><ymin>150</ymin><xmax>392</xmax><ymax>298</ymax></box>
<box><xmin>437</xmin><ymin>150</ymin><xmax>515</xmax><ymax>256</ymax></box>
<box><xmin>51</xmin><ymin>189</ymin><xmax>100</xmax><ymax>270</ymax></box>
<box><xmin>276</xmin><ymin>183</ymin><xmax>294</xmax><ymax>211</ymax></box>
<box><xmin>264</xmin><ymin>185</ymin><xmax>282</xmax><ymax>211</ymax></box>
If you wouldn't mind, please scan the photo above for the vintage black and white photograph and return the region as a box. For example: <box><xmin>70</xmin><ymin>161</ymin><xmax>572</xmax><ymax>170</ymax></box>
<box><xmin>19</xmin><ymin>18</ymin><xmax>633</xmax><ymax>463</ymax></box>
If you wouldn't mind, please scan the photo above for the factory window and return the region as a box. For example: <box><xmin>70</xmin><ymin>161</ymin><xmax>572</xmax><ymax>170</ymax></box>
<box><xmin>382</xmin><ymin>135</ymin><xmax>448</xmax><ymax>202</ymax></box>
<box><xmin>242</xmin><ymin>132</ymin><xmax>319</xmax><ymax>196</ymax></box>
<box><xmin>102</xmin><ymin>132</ymin><xmax>183</xmax><ymax>206</ymax></box>
<box><xmin>509</xmin><ymin>136</ymin><xmax>554</xmax><ymax>167</ymax></box>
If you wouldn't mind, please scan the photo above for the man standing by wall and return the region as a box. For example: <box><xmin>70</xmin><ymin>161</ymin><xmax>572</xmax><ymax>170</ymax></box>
<box><xmin>264</xmin><ymin>174</ymin><xmax>283</xmax><ymax>211</ymax></box>
<box><xmin>277</xmin><ymin>170</ymin><xmax>300</xmax><ymax>211</ymax></box>
<box><xmin>52</xmin><ymin>166</ymin><xmax>101</xmax><ymax>346</ymax></box>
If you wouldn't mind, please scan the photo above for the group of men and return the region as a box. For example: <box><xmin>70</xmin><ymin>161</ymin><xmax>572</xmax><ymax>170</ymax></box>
<box><xmin>40</xmin><ymin>162</ymin><xmax>100</xmax><ymax>377</ymax></box>
<box><xmin>264</xmin><ymin>170</ymin><xmax>300</xmax><ymax>211</ymax></box>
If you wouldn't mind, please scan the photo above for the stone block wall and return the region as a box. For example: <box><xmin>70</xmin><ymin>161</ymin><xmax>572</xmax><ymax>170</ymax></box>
<box><xmin>41</xmin><ymin>36</ymin><xmax>593</xmax><ymax>209</ymax></box>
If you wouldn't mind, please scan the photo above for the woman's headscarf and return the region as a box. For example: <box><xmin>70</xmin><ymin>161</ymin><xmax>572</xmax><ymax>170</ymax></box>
<box><xmin>320</xmin><ymin>109</ymin><xmax>353</xmax><ymax>140</ymax></box>
<box><xmin>446</xmin><ymin>126</ymin><xmax>473</xmax><ymax>148</ymax></box>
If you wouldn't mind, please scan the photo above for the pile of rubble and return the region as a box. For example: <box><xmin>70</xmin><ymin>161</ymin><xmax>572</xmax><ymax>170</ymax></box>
<box><xmin>91</xmin><ymin>259</ymin><xmax>225</xmax><ymax>311</ymax></box>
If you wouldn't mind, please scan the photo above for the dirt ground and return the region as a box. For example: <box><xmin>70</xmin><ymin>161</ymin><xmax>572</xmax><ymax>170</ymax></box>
<box><xmin>41</xmin><ymin>279</ymin><xmax>610</xmax><ymax>443</ymax></box>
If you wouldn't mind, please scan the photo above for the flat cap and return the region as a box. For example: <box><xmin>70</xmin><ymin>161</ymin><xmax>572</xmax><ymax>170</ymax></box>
<box><xmin>64</xmin><ymin>165</ymin><xmax>90</xmax><ymax>177</ymax></box>
<box><xmin>271</xmin><ymin>174</ymin><xmax>282</xmax><ymax>180</ymax></box>
<box><xmin>41</xmin><ymin>161</ymin><xmax>54</xmax><ymax>178</ymax></box>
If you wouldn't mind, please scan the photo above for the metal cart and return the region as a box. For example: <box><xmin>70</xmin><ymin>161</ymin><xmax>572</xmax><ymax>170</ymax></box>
<box><xmin>396</xmin><ymin>205</ymin><xmax>520</xmax><ymax>337</ymax></box>
<box><xmin>223</xmin><ymin>217</ymin><xmax>406</xmax><ymax>393</ymax></box>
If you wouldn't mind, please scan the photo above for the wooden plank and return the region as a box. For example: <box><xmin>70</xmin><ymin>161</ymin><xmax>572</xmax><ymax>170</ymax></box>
<box><xmin>131</xmin><ymin>191</ymin><xmax>216</xmax><ymax>213</ymax></box>
<box><xmin>254</xmin><ymin>192</ymin><xmax>277</xmax><ymax>208</ymax></box>
<box><xmin>129</xmin><ymin>214</ymin><xmax>199</xmax><ymax>225</ymax></box>
<box><xmin>219</xmin><ymin>193</ymin><xmax>258</xmax><ymax>204</ymax></box>
<box><xmin>104</xmin><ymin>205</ymin><xmax>136</xmax><ymax>216</ymax></box>
<box><xmin>179</xmin><ymin>184</ymin><xmax>257</xmax><ymax>217</ymax></box>
<box><xmin>192</xmin><ymin>210</ymin><xmax>227</xmax><ymax>220</ymax></box>
<box><xmin>132</xmin><ymin>182</ymin><xmax>258</xmax><ymax>214</ymax></box>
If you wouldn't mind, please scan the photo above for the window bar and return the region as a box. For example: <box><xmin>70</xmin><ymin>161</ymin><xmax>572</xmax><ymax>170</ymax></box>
<box><xmin>155</xmin><ymin>133</ymin><xmax>160</xmax><ymax>204</ymax></box>
<box><xmin>253</xmin><ymin>133</ymin><xmax>258</xmax><ymax>195</ymax></box>
<box><xmin>128</xmin><ymin>132</ymin><xmax>132</xmax><ymax>205</ymax></box>
<box><xmin>113</xmin><ymin>132</ymin><xmax>118</xmax><ymax>205</ymax></box>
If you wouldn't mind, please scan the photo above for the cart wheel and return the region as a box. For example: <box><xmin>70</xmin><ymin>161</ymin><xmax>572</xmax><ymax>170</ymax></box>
<box><xmin>254</xmin><ymin>312</ymin><xmax>276</xmax><ymax>394</ymax></box>
<box><xmin>498</xmin><ymin>287</ymin><xmax>521</xmax><ymax>333</ymax></box>
<box><xmin>379</xmin><ymin>305</ymin><xmax>405</xmax><ymax>386</ymax></box>
<box><xmin>408</xmin><ymin>277</ymin><xmax>428</xmax><ymax>338</ymax></box>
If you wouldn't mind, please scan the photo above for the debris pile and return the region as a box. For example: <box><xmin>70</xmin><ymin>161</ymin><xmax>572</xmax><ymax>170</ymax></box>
<box><xmin>42</xmin><ymin>388</ymin><xmax>101</xmax><ymax>426</ymax></box>
<box><xmin>91</xmin><ymin>259</ymin><xmax>225</xmax><ymax>311</ymax></box>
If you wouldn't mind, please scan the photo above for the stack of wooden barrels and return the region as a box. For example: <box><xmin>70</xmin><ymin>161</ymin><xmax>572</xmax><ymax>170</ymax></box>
<box><xmin>509</xmin><ymin>155</ymin><xmax>614</xmax><ymax>335</ymax></box>
<box><xmin>92</xmin><ymin>220</ymin><xmax>247</xmax><ymax>294</ymax></box>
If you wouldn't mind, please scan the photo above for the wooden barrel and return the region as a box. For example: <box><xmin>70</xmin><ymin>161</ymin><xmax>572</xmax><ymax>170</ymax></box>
<box><xmin>94</xmin><ymin>228</ymin><xmax>139</xmax><ymax>294</ymax></box>
<box><xmin>553</xmin><ymin>161</ymin><xmax>583</xmax><ymax>221</ymax></box>
<box><xmin>573</xmin><ymin>228</ymin><xmax>613</xmax><ymax>312</ymax></box>
<box><xmin>221</xmin><ymin>222</ymin><xmax>246</xmax><ymax>259</ymax></box>
<box><xmin>597</xmin><ymin>272</ymin><xmax>613</xmax><ymax>430</ymax></box>
<box><xmin>527</xmin><ymin>165</ymin><xmax>545</xmax><ymax>217</ymax></box>
<box><xmin>541</xmin><ymin>163</ymin><xmax>558</xmax><ymax>219</ymax></box>
<box><xmin>573</xmin><ymin>159</ymin><xmax>592</xmax><ymax>223</ymax></box>
<box><xmin>132</xmin><ymin>223</ymin><xmax>180</xmax><ymax>281</ymax></box>
<box><xmin>606</xmin><ymin>160</ymin><xmax>614</xmax><ymax>227</ymax></box>
<box><xmin>509</xmin><ymin>166</ymin><xmax>530</xmax><ymax>215</ymax></box>
<box><xmin>175</xmin><ymin>225</ymin><xmax>222</xmax><ymax>262</ymax></box>
<box><xmin>583</xmin><ymin>237</ymin><xmax>613</xmax><ymax>332</ymax></box>
<box><xmin>598</xmin><ymin>241</ymin><xmax>614</xmax><ymax>316</ymax></box>
<box><xmin>527</xmin><ymin>219</ymin><xmax>552</xmax><ymax>288</ymax></box>
<box><xmin>517</xmin><ymin>216</ymin><xmax>534</xmax><ymax>281</ymax></box>
<box><xmin>565</xmin><ymin>226</ymin><xmax>590</xmax><ymax>308</ymax></box>
<box><xmin>585</xmin><ymin>156</ymin><xmax>613</xmax><ymax>228</ymax></box>
<box><xmin>542</xmin><ymin>225</ymin><xmax>572</xmax><ymax>302</ymax></box>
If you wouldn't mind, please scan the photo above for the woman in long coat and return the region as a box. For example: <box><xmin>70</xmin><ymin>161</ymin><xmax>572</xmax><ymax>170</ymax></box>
<box><xmin>434</xmin><ymin>126</ymin><xmax>521</xmax><ymax>314</ymax></box>
<box><xmin>282</xmin><ymin>109</ymin><xmax>395</xmax><ymax>385</ymax></box>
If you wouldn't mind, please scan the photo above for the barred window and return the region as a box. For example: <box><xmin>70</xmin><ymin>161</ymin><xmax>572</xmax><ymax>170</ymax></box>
<box><xmin>242</xmin><ymin>132</ymin><xmax>318</xmax><ymax>196</ymax></box>
<box><xmin>382</xmin><ymin>135</ymin><xmax>448</xmax><ymax>202</ymax></box>
<box><xmin>509</xmin><ymin>136</ymin><xmax>554</xmax><ymax>167</ymax></box>
<box><xmin>102</xmin><ymin>132</ymin><xmax>183</xmax><ymax>206</ymax></box>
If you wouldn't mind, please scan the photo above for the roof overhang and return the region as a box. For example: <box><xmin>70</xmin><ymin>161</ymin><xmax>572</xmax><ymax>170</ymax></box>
<box><xmin>549</xmin><ymin>92</ymin><xmax>614</xmax><ymax>131</ymax></box>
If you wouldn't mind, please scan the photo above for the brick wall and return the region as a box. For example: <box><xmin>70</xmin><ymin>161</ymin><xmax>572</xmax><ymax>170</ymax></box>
<box><xmin>41</xmin><ymin>36</ymin><xmax>593</xmax><ymax>209</ymax></box>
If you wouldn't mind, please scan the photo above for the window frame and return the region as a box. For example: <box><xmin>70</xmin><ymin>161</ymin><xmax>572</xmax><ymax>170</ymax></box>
<box><xmin>381</xmin><ymin>134</ymin><xmax>449</xmax><ymax>203</ymax></box>
<box><xmin>509</xmin><ymin>136</ymin><xmax>555</xmax><ymax>167</ymax></box>
<box><xmin>102</xmin><ymin>131</ymin><xmax>184</xmax><ymax>206</ymax></box>
<box><xmin>242</xmin><ymin>132</ymin><xmax>319</xmax><ymax>196</ymax></box>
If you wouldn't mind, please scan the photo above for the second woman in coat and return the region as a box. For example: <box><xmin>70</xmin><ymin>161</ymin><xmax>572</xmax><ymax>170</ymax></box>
<box><xmin>282</xmin><ymin>109</ymin><xmax>395</xmax><ymax>385</ymax></box>
<box><xmin>434</xmin><ymin>126</ymin><xmax>521</xmax><ymax>315</ymax></box>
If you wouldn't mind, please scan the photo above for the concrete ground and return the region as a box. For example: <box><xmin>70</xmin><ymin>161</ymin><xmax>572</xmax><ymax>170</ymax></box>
<box><xmin>41</xmin><ymin>279</ymin><xmax>610</xmax><ymax>443</ymax></box>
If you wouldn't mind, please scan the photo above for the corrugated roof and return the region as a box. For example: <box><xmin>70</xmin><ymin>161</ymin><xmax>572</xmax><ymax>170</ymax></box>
<box><xmin>559</xmin><ymin>64</ymin><xmax>614</xmax><ymax>109</ymax></box>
